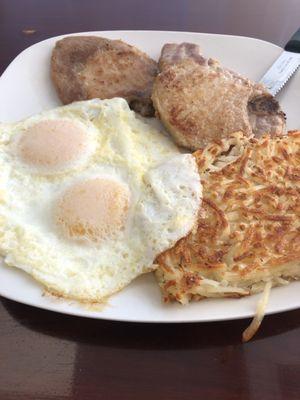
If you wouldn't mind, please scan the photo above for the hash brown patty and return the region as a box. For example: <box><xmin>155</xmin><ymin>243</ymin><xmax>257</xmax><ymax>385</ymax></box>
<box><xmin>156</xmin><ymin>131</ymin><xmax>300</xmax><ymax>303</ymax></box>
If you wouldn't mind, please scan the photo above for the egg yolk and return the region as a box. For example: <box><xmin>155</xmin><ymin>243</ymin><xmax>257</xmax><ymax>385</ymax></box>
<box><xmin>17</xmin><ymin>119</ymin><xmax>89</xmax><ymax>170</ymax></box>
<box><xmin>54</xmin><ymin>178</ymin><xmax>130</xmax><ymax>243</ymax></box>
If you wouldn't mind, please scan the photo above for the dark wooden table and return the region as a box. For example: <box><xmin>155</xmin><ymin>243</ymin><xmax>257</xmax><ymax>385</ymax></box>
<box><xmin>1</xmin><ymin>1</ymin><xmax>300</xmax><ymax>399</ymax></box>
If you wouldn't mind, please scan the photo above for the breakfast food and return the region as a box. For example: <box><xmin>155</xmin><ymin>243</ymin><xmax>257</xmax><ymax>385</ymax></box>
<box><xmin>156</xmin><ymin>131</ymin><xmax>300</xmax><ymax>304</ymax></box>
<box><xmin>51</xmin><ymin>36</ymin><xmax>158</xmax><ymax>117</ymax></box>
<box><xmin>1</xmin><ymin>33</ymin><xmax>299</xmax><ymax>342</ymax></box>
<box><xmin>0</xmin><ymin>98</ymin><xmax>202</xmax><ymax>302</ymax></box>
<box><xmin>152</xmin><ymin>42</ymin><xmax>286</xmax><ymax>150</ymax></box>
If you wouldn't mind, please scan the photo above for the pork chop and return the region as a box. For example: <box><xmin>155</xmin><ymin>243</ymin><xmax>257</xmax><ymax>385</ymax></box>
<box><xmin>152</xmin><ymin>43</ymin><xmax>286</xmax><ymax>149</ymax></box>
<box><xmin>51</xmin><ymin>36</ymin><xmax>158</xmax><ymax>117</ymax></box>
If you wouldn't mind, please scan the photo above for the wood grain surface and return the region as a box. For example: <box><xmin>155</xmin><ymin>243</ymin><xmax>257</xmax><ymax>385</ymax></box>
<box><xmin>1</xmin><ymin>1</ymin><xmax>300</xmax><ymax>399</ymax></box>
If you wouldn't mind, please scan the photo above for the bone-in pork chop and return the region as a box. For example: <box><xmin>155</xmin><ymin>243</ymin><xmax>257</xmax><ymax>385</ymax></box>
<box><xmin>51</xmin><ymin>36</ymin><xmax>158</xmax><ymax>117</ymax></box>
<box><xmin>152</xmin><ymin>43</ymin><xmax>286</xmax><ymax>149</ymax></box>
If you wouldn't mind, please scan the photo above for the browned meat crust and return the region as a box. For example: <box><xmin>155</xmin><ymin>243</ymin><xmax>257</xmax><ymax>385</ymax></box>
<box><xmin>51</xmin><ymin>36</ymin><xmax>158</xmax><ymax>117</ymax></box>
<box><xmin>152</xmin><ymin>43</ymin><xmax>286</xmax><ymax>149</ymax></box>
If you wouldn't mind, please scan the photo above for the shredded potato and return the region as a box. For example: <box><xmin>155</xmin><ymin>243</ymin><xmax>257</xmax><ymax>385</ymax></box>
<box><xmin>242</xmin><ymin>281</ymin><xmax>272</xmax><ymax>342</ymax></box>
<box><xmin>156</xmin><ymin>131</ymin><xmax>300</xmax><ymax>310</ymax></box>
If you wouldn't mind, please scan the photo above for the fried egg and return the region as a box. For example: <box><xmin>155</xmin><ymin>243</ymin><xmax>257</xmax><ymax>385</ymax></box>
<box><xmin>0</xmin><ymin>98</ymin><xmax>201</xmax><ymax>302</ymax></box>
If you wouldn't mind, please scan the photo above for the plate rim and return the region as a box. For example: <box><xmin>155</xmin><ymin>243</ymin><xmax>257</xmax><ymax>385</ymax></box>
<box><xmin>2</xmin><ymin>278</ymin><xmax>300</xmax><ymax>323</ymax></box>
<box><xmin>1</xmin><ymin>29</ymin><xmax>283</xmax><ymax>80</ymax></box>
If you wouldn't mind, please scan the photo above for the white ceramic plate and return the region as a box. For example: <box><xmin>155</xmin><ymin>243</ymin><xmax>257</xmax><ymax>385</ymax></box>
<box><xmin>0</xmin><ymin>31</ymin><xmax>299</xmax><ymax>322</ymax></box>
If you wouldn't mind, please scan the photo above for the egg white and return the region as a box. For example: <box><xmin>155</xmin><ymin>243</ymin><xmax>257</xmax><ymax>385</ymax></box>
<box><xmin>0</xmin><ymin>98</ymin><xmax>202</xmax><ymax>302</ymax></box>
